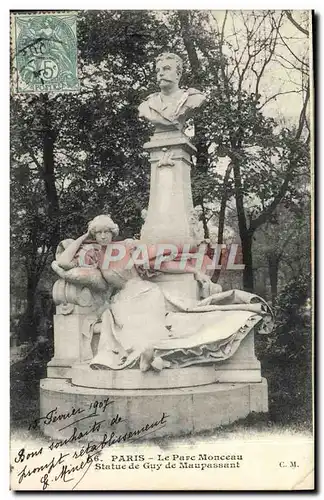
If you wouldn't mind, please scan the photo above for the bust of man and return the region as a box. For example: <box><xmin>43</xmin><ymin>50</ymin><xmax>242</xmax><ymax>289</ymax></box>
<box><xmin>138</xmin><ymin>52</ymin><xmax>206</xmax><ymax>130</ymax></box>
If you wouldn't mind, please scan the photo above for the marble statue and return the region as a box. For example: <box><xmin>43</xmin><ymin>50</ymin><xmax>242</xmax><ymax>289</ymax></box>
<box><xmin>42</xmin><ymin>50</ymin><xmax>272</xmax><ymax>443</ymax></box>
<box><xmin>52</xmin><ymin>214</ymin><xmax>272</xmax><ymax>373</ymax></box>
<box><xmin>50</xmin><ymin>53</ymin><xmax>273</xmax><ymax>375</ymax></box>
<box><xmin>138</xmin><ymin>53</ymin><xmax>206</xmax><ymax>130</ymax></box>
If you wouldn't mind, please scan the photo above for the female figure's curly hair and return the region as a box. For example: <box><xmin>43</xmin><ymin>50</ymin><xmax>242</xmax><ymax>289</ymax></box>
<box><xmin>88</xmin><ymin>215</ymin><xmax>119</xmax><ymax>239</ymax></box>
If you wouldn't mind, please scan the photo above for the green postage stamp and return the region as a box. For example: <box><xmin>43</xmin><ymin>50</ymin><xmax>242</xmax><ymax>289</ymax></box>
<box><xmin>12</xmin><ymin>12</ymin><xmax>79</xmax><ymax>93</ymax></box>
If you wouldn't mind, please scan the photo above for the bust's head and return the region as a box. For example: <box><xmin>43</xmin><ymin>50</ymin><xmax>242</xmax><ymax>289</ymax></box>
<box><xmin>88</xmin><ymin>215</ymin><xmax>119</xmax><ymax>245</ymax></box>
<box><xmin>156</xmin><ymin>53</ymin><xmax>183</xmax><ymax>91</ymax></box>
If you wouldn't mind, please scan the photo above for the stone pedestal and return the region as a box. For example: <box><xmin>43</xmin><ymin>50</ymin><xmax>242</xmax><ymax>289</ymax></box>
<box><xmin>151</xmin><ymin>273</ymin><xmax>199</xmax><ymax>311</ymax></box>
<box><xmin>140</xmin><ymin>129</ymin><xmax>201</xmax><ymax>305</ymax></box>
<box><xmin>40</xmin><ymin>377</ymin><xmax>268</xmax><ymax>441</ymax></box>
<box><xmin>47</xmin><ymin>279</ymin><xmax>105</xmax><ymax>378</ymax></box>
<box><xmin>40</xmin><ymin>323</ymin><xmax>268</xmax><ymax>441</ymax></box>
<box><xmin>47</xmin><ymin>311</ymin><xmax>96</xmax><ymax>378</ymax></box>
<box><xmin>213</xmin><ymin>329</ymin><xmax>262</xmax><ymax>383</ymax></box>
<box><xmin>141</xmin><ymin>130</ymin><xmax>197</xmax><ymax>246</ymax></box>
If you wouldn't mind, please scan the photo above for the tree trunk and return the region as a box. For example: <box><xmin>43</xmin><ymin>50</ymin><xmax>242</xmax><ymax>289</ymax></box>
<box><xmin>199</xmin><ymin>198</ymin><xmax>209</xmax><ymax>239</ymax></box>
<box><xmin>267</xmin><ymin>253</ymin><xmax>280</xmax><ymax>305</ymax></box>
<box><xmin>43</xmin><ymin>133</ymin><xmax>59</xmax><ymax>219</ymax></box>
<box><xmin>42</xmin><ymin>95</ymin><xmax>60</xmax><ymax>250</ymax></box>
<box><xmin>232</xmin><ymin>155</ymin><xmax>254</xmax><ymax>292</ymax></box>
<box><xmin>18</xmin><ymin>272</ymin><xmax>38</xmax><ymax>343</ymax></box>
<box><xmin>242</xmin><ymin>232</ymin><xmax>254</xmax><ymax>292</ymax></box>
<box><xmin>212</xmin><ymin>162</ymin><xmax>233</xmax><ymax>282</ymax></box>
<box><xmin>217</xmin><ymin>162</ymin><xmax>233</xmax><ymax>244</ymax></box>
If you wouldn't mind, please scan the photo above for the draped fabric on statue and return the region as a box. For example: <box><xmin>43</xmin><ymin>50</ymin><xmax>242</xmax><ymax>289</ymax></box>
<box><xmin>89</xmin><ymin>269</ymin><xmax>273</xmax><ymax>371</ymax></box>
<box><xmin>54</xmin><ymin>238</ymin><xmax>273</xmax><ymax>371</ymax></box>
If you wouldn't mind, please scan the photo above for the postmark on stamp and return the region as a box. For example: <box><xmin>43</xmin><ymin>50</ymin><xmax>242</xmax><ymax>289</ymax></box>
<box><xmin>11</xmin><ymin>12</ymin><xmax>79</xmax><ymax>93</ymax></box>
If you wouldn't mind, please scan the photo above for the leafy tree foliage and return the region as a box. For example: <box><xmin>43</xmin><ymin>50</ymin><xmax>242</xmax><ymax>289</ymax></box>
<box><xmin>256</xmin><ymin>270</ymin><xmax>311</xmax><ymax>362</ymax></box>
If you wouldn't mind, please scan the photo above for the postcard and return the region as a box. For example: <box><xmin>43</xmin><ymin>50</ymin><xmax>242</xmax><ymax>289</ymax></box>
<box><xmin>10</xmin><ymin>9</ymin><xmax>314</xmax><ymax>491</ymax></box>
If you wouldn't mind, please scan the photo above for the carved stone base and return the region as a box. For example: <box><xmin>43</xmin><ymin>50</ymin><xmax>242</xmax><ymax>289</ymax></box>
<box><xmin>47</xmin><ymin>312</ymin><xmax>97</xmax><ymax>377</ymax></box>
<box><xmin>47</xmin><ymin>357</ymin><xmax>76</xmax><ymax>378</ymax></box>
<box><xmin>49</xmin><ymin>324</ymin><xmax>261</xmax><ymax>384</ymax></box>
<box><xmin>39</xmin><ymin>377</ymin><xmax>268</xmax><ymax>441</ymax></box>
<box><xmin>71</xmin><ymin>358</ymin><xmax>262</xmax><ymax>389</ymax></box>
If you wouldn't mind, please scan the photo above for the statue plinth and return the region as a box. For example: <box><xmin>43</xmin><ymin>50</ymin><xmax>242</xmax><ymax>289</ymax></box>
<box><xmin>47</xmin><ymin>279</ymin><xmax>105</xmax><ymax>378</ymax></box>
<box><xmin>141</xmin><ymin>129</ymin><xmax>197</xmax><ymax>246</ymax></box>
<box><xmin>40</xmin><ymin>376</ymin><xmax>268</xmax><ymax>441</ymax></box>
<box><xmin>140</xmin><ymin>129</ymin><xmax>201</xmax><ymax>303</ymax></box>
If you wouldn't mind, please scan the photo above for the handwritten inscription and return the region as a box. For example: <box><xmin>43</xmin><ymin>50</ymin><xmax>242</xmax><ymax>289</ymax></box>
<box><xmin>28</xmin><ymin>397</ymin><xmax>113</xmax><ymax>430</ymax></box>
<box><xmin>12</xmin><ymin>399</ymin><xmax>169</xmax><ymax>491</ymax></box>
